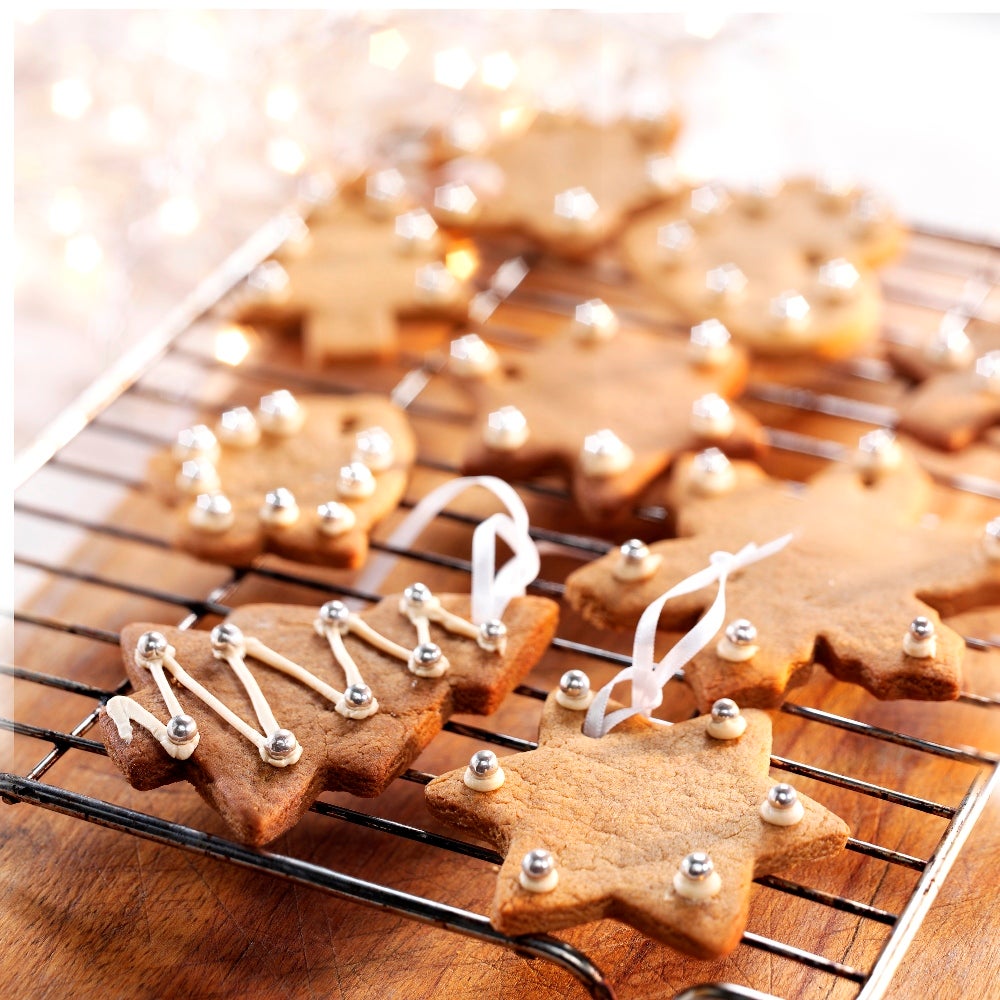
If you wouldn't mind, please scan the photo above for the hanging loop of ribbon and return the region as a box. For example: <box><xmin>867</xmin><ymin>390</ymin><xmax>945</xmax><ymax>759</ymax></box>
<box><xmin>355</xmin><ymin>475</ymin><xmax>540</xmax><ymax>624</ymax></box>
<box><xmin>582</xmin><ymin>533</ymin><xmax>794</xmax><ymax>739</ymax></box>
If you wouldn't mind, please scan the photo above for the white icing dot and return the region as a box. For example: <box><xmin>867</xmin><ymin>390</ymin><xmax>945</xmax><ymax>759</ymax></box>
<box><xmin>690</xmin><ymin>394</ymin><xmax>735</xmax><ymax>439</ymax></box>
<box><xmin>580</xmin><ymin>429</ymin><xmax>634</xmax><ymax>477</ymax></box>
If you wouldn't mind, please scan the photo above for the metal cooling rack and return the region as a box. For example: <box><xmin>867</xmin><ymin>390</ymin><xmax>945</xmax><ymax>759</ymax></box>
<box><xmin>6</xmin><ymin>211</ymin><xmax>1000</xmax><ymax>1000</ymax></box>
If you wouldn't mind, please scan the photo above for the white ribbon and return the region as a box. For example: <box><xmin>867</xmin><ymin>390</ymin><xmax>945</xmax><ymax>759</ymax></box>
<box><xmin>582</xmin><ymin>533</ymin><xmax>794</xmax><ymax>739</ymax></box>
<box><xmin>355</xmin><ymin>475</ymin><xmax>540</xmax><ymax>624</ymax></box>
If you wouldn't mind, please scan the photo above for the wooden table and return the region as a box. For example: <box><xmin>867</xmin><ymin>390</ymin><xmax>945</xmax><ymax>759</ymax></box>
<box><xmin>5</xmin><ymin>229</ymin><xmax>1000</xmax><ymax>999</ymax></box>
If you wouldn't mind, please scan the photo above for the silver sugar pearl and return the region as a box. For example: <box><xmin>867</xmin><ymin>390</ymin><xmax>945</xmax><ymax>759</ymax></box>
<box><xmin>265</xmin><ymin>729</ymin><xmax>298</xmax><ymax>760</ymax></box>
<box><xmin>211</xmin><ymin>622</ymin><xmax>245</xmax><ymax>654</ymax></box>
<box><xmin>656</xmin><ymin>219</ymin><xmax>695</xmax><ymax>257</ymax></box>
<box><xmin>726</xmin><ymin>618</ymin><xmax>758</xmax><ymax>647</ymax></box>
<box><xmin>320</xmin><ymin>600</ymin><xmax>352</xmax><ymax>626</ymax></box>
<box><xmin>413</xmin><ymin>642</ymin><xmax>443</xmax><ymax>667</ymax></box>
<box><xmin>583</xmin><ymin>428</ymin><xmax>627</xmax><ymax>460</ymax></box>
<box><xmin>988</xmin><ymin>517</ymin><xmax>1000</xmax><ymax>543</ymax></box>
<box><xmin>521</xmin><ymin>848</ymin><xmax>554</xmax><ymax>879</ymax></box>
<box><xmin>317</xmin><ymin>501</ymin><xmax>354</xmax><ymax>529</ymax></box>
<box><xmin>469</xmin><ymin>749</ymin><xmax>500</xmax><ymax>778</ymax></box>
<box><xmin>166</xmin><ymin>714</ymin><xmax>198</xmax><ymax>745</ymax></box>
<box><xmin>259</xmin><ymin>389</ymin><xmax>301</xmax><ymax>424</ymax></box>
<box><xmin>344</xmin><ymin>683</ymin><xmax>373</xmax><ymax>709</ymax></box>
<box><xmin>690</xmin><ymin>182</ymin><xmax>731</xmax><ymax>218</ymax></box>
<box><xmin>694</xmin><ymin>447</ymin><xmax>731</xmax><ymax>477</ymax></box>
<box><xmin>710</xmin><ymin>698</ymin><xmax>740</xmax><ymax>722</ymax></box>
<box><xmin>620</xmin><ymin>539</ymin><xmax>650</xmax><ymax>563</ymax></box>
<box><xmin>692</xmin><ymin>393</ymin><xmax>731</xmax><ymax>424</ymax></box>
<box><xmin>681</xmin><ymin>851</ymin><xmax>714</xmax><ymax>881</ymax></box>
<box><xmin>478</xmin><ymin>618</ymin><xmax>507</xmax><ymax>647</ymax></box>
<box><xmin>394</xmin><ymin>208</ymin><xmax>438</xmax><ymax>246</ymax></box>
<box><xmin>337</xmin><ymin>462</ymin><xmax>376</xmax><ymax>496</ymax></box>
<box><xmin>705</xmin><ymin>262</ymin><xmax>748</xmax><ymax>298</ymax></box>
<box><xmin>404</xmin><ymin>583</ymin><xmax>433</xmax><ymax>607</ymax></box>
<box><xmin>175</xmin><ymin>424</ymin><xmax>218</xmax><ymax>459</ymax></box>
<box><xmin>909</xmin><ymin>616</ymin><xmax>935</xmax><ymax>640</ymax></box>
<box><xmin>767</xmin><ymin>783</ymin><xmax>799</xmax><ymax>810</ymax></box>
<box><xmin>366</xmin><ymin>168</ymin><xmax>407</xmax><ymax>208</ymax></box>
<box><xmin>218</xmin><ymin>406</ymin><xmax>258</xmax><ymax>440</ymax></box>
<box><xmin>433</xmin><ymin>181</ymin><xmax>478</xmax><ymax>218</ymax></box>
<box><xmin>195</xmin><ymin>492</ymin><xmax>232</xmax><ymax>517</ymax></box>
<box><xmin>858</xmin><ymin>428</ymin><xmax>898</xmax><ymax>459</ymax></box>
<box><xmin>817</xmin><ymin>258</ymin><xmax>860</xmax><ymax>297</ymax></box>
<box><xmin>559</xmin><ymin>669</ymin><xmax>590</xmax><ymax>698</ymax></box>
<box><xmin>265</xmin><ymin>487</ymin><xmax>297</xmax><ymax>511</ymax></box>
<box><xmin>690</xmin><ymin>318</ymin><xmax>731</xmax><ymax>353</ymax></box>
<box><xmin>414</xmin><ymin>261</ymin><xmax>458</xmax><ymax>298</ymax></box>
<box><xmin>354</xmin><ymin>426</ymin><xmax>394</xmax><ymax>465</ymax></box>
<box><xmin>136</xmin><ymin>630</ymin><xmax>169</xmax><ymax>661</ymax></box>
<box><xmin>770</xmin><ymin>290</ymin><xmax>811</xmax><ymax>327</ymax></box>
<box><xmin>553</xmin><ymin>186</ymin><xmax>599</xmax><ymax>223</ymax></box>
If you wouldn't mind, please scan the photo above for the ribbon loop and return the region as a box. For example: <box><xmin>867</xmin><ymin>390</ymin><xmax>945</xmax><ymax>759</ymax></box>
<box><xmin>583</xmin><ymin>533</ymin><xmax>793</xmax><ymax>739</ymax></box>
<box><xmin>356</xmin><ymin>475</ymin><xmax>539</xmax><ymax>623</ymax></box>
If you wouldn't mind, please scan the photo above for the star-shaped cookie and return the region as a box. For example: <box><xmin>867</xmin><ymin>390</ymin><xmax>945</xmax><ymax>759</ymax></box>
<box><xmin>566</xmin><ymin>450</ymin><xmax>1000</xmax><ymax>710</ymax></box>
<box><xmin>622</xmin><ymin>178</ymin><xmax>905</xmax><ymax>358</ymax></box>
<box><xmin>100</xmin><ymin>595</ymin><xmax>559</xmax><ymax>845</ymax></box>
<box><xmin>149</xmin><ymin>391</ymin><xmax>416</xmax><ymax>569</ymax></box>
<box><xmin>433</xmin><ymin>114</ymin><xmax>681</xmax><ymax>258</ymax></box>
<box><xmin>425</xmin><ymin>691</ymin><xmax>849</xmax><ymax>959</ymax></box>
<box><xmin>454</xmin><ymin>323</ymin><xmax>766</xmax><ymax>523</ymax></box>
<box><xmin>887</xmin><ymin>327</ymin><xmax>1000</xmax><ymax>450</ymax></box>
<box><xmin>233</xmin><ymin>180</ymin><xmax>469</xmax><ymax>364</ymax></box>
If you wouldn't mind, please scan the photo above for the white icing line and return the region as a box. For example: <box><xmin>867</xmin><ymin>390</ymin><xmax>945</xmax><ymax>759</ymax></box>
<box><xmin>216</xmin><ymin>648</ymin><xmax>282</xmax><ymax>737</ymax></box>
<box><xmin>427</xmin><ymin>603</ymin><xmax>481</xmax><ymax>641</ymax></box>
<box><xmin>347</xmin><ymin>617</ymin><xmax>412</xmax><ymax>662</ymax></box>
<box><xmin>142</xmin><ymin>654</ymin><xmax>185</xmax><ymax>720</ymax></box>
<box><xmin>245</xmin><ymin>635</ymin><xmax>344</xmax><ymax>707</ymax></box>
<box><xmin>105</xmin><ymin>697</ymin><xmax>199</xmax><ymax>760</ymax></box>
<box><xmin>321</xmin><ymin>625</ymin><xmax>367</xmax><ymax>691</ymax></box>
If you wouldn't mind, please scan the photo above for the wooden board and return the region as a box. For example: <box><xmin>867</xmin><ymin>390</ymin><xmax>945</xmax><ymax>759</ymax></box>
<box><xmin>4</xmin><ymin>232</ymin><xmax>1000</xmax><ymax>1000</ymax></box>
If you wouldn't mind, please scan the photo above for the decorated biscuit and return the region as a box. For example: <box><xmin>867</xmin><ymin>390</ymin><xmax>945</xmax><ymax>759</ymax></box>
<box><xmin>566</xmin><ymin>444</ymin><xmax>1000</xmax><ymax>710</ymax></box>
<box><xmin>232</xmin><ymin>171</ymin><xmax>469</xmax><ymax>364</ymax></box>
<box><xmin>450</xmin><ymin>316</ymin><xmax>765</xmax><ymax>523</ymax></box>
<box><xmin>100</xmin><ymin>476</ymin><xmax>559</xmax><ymax>845</ymax></box>
<box><xmin>887</xmin><ymin>318</ymin><xmax>1000</xmax><ymax>451</ymax></box>
<box><xmin>150</xmin><ymin>391</ymin><xmax>416</xmax><ymax>569</ymax></box>
<box><xmin>622</xmin><ymin>178</ymin><xmax>905</xmax><ymax>358</ymax></box>
<box><xmin>425</xmin><ymin>687</ymin><xmax>848</xmax><ymax>959</ymax></box>
<box><xmin>431</xmin><ymin>114</ymin><xmax>681</xmax><ymax>258</ymax></box>
<box><xmin>101</xmin><ymin>595</ymin><xmax>557</xmax><ymax>845</ymax></box>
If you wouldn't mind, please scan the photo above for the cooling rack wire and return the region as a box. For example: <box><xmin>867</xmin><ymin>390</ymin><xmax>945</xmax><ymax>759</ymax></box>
<box><xmin>6</xmin><ymin>210</ymin><xmax>1000</xmax><ymax>1000</ymax></box>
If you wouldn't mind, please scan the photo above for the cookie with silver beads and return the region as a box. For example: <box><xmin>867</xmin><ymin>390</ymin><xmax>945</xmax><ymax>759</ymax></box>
<box><xmin>566</xmin><ymin>446</ymin><xmax>1000</xmax><ymax>709</ymax></box>
<box><xmin>99</xmin><ymin>593</ymin><xmax>558</xmax><ymax>846</ymax></box>
<box><xmin>452</xmin><ymin>314</ymin><xmax>766</xmax><ymax>524</ymax></box>
<box><xmin>428</xmin><ymin>113</ymin><xmax>681</xmax><ymax>258</ymax></box>
<box><xmin>622</xmin><ymin>176</ymin><xmax>905</xmax><ymax>358</ymax></box>
<box><xmin>229</xmin><ymin>171</ymin><xmax>470</xmax><ymax>364</ymax></box>
<box><xmin>425</xmin><ymin>687</ymin><xmax>848</xmax><ymax>958</ymax></box>
<box><xmin>147</xmin><ymin>391</ymin><xmax>416</xmax><ymax>570</ymax></box>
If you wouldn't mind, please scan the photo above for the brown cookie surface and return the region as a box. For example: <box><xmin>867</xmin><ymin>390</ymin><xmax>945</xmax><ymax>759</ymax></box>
<box><xmin>566</xmin><ymin>451</ymin><xmax>1000</xmax><ymax>710</ymax></box>
<box><xmin>425</xmin><ymin>691</ymin><xmax>848</xmax><ymax>959</ymax></box>
<box><xmin>149</xmin><ymin>392</ymin><xmax>416</xmax><ymax>569</ymax></box>
<box><xmin>99</xmin><ymin>595</ymin><xmax>559</xmax><ymax>845</ymax></box>
<box><xmin>622</xmin><ymin>178</ymin><xmax>905</xmax><ymax>358</ymax></box>
<box><xmin>453</xmin><ymin>323</ymin><xmax>766</xmax><ymax>524</ymax></box>
<box><xmin>888</xmin><ymin>327</ymin><xmax>1000</xmax><ymax>451</ymax></box>
<box><xmin>433</xmin><ymin>114</ymin><xmax>680</xmax><ymax>258</ymax></box>
<box><xmin>233</xmin><ymin>179</ymin><xmax>469</xmax><ymax>363</ymax></box>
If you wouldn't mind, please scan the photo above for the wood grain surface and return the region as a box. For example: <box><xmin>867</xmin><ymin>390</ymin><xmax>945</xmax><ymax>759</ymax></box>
<box><xmin>5</xmin><ymin>231</ymin><xmax>1000</xmax><ymax>1000</ymax></box>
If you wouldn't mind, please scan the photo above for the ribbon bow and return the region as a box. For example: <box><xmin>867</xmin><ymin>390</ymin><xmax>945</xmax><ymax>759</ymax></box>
<box><xmin>583</xmin><ymin>533</ymin><xmax>794</xmax><ymax>738</ymax></box>
<box><xmin>356</xmin><ymin>475</ymin><xmax>539</xmax><ymax>624</ymax></box>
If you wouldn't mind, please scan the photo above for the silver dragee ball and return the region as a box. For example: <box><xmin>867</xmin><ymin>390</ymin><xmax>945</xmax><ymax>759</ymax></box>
<box><xmin>413</xmin><ymin>642</ymin><xmax>442</xmax><ymax>667</ymax></box>
<box><xmin>909</xmin><ymin>616</ymin><xmax>935</xmax><ymax>639</ymax></box>
<box><xmin>726</xmin><ymin>618</ymin><xmax>758</xmax><ymax>646</ymax></box>
<box><xmin>681</xmin><ymin>852</ymin><xmax>714</xmax><ymax>881</ymax></box>
<box><xmin>211</xmin><ymin>622</ymin><xmax>245</xmax><ymax>654</ymax></box>
<box><xmin>136</xmin><ymin>630</ymin><xmax>168</xmax><ymax>661</ymax></box>
<box><xmin>320</xmin><ymin>600</ymin><xmax>352</xmax><ymax>626</ymax></box>
<box><xmin>404</xmin><ymin>582</ymin><xmax>433</xmax><ymax>607</ymax></box>
<box><xmin>559</xmin><ymin>670</ymin><xmax>590</xmax><ymax>697</ymax></box>
<box><xmin>266</xmin><ymin>729</ymin><xmax>298</xmax><ymax>760</ymax></box>
<box><xmin>522</xmin><ymin>849</ymin><xmax>554</xmax><ymax>879</ymax></box>
<box><xmin>620</xmin><ymin>539</ymin><xmax>649</xmax><ymax>562</ymax></box>
<box><xmin>166</xmin><ymin>714</ymin><xmax>198</xmax><ymax>745</ymax></box>
<box><xmin>768</xmin><ymin>783</ymin><xmax>798</xmax><ymax>810</ymax></box>
<box><xmin>344</xmin><ymin>683</ymin><xmax>373</xmax><ymax>709</ymax></box>
<box><xmin>469</xmin><ymin>749</ymin><xmax>499</xmax><ymax>777</ymax></box>
<box><xmin>479</xmin><ymin>618</ymin><xmax>507</xmax><ymax>646</ymax></box>
<box><xmin>710</xmin><ymin>698</ymin><xmax>740</xmax><ymax>722</ymax></box>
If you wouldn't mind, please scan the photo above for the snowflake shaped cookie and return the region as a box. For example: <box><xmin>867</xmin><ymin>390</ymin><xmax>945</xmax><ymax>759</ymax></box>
<box><xmin>566</xmin><ymin>448</ymin><xmax>1000</xmax><ymax>709</ymax></box>
<box><xmin>149</xmin><ymin>391</ymin><xmax>415</xmax><ymax>569</ymax></box>
<box><xmin>622</xmin><ymin>178</ymin><xmax>905</xmax><ymax>358</ymax></box>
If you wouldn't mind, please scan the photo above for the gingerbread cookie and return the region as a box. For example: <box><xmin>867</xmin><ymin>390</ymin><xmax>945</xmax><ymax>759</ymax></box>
<box><xmin>622</xmin><ymin>178</ymin><xmax>905</xmax><ymax>358</ymax></box>
<box><xmin>232</xmin><ymin>171</ymin><xmax>469</xmax><ymax>364</ymax></box>
<box><xmin>431</xmin><ymin>114</ymin><xmax>681</xmax><ymax>258</ymax></box>
<box><xmin>888</xmin><ymin>319</ymin><xmax>1000</xmax><ymax>451</ymax></box>
<box><xmin>449</xmin><ymin>317</ymin><xmax>765</xmax><ymax>523</ymax></box>
<box><xmin>566</xmin><ymin>444</ymin><xmax>1000</xmax><ymax>710</ymax></box>
<box><xmin>425</xmin><ymin>686</ymin><xmax>848</xmax><ymax>958</ymax></box>
<box><xmin>150</xmin><ymin>391</ymin><xmax>415</xmax><ymax>569</ymax></box>
<box><xmin>100</xmin><ymin>593</ymin><xmax>558</xmax><ymax>845</ymax></box>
